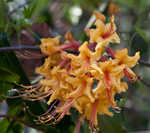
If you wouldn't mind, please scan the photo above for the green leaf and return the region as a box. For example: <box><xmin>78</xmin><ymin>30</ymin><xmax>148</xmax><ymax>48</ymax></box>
<box><xmin>113</xmin><ymin>0</ymin><xmax>137</xmax><ymax>7</ymax></box>
<box><xmin>134</xmin><ymin>26</ymin><xmax>149</xmax><ymax>43</ymax></box>
<box><xmin>0</xmin><ymin>118</ymin><xmax>9</xmax><ymax>133</ymax></box>
<box><xmin>0</xmin><ymin>32</ymin><xmax>30</xmax><ymax>85</ymax></box>
<box><xmin>0</xmin><ymin>68</ymin><xmax>20</xmax><ymax>83</ymax></box>
<box><xmin>0</xmin><ymin>67</ymin><xmax>19</xmax><ymax>94</ymax></box>
<box><xmin>7</xmin><ymin>121</ymin><xmax>23</xmax><ymax>133</ymax></box>
<box><xmin>0</xmin><ymin>0</ymin><xmax>7</xmax><ymax>31</ymax></box>
<box><xmin>7</xmin><ymin>129</ymin><xmax>13</xmax><ymax>133</ymax></box>
<box><xmin>0</xmin><ymin>32</ymin><xmax>30</xmax><ymax>99</ymax></box>
<box><xmin>99</xmin><ymin>113</ymin><xmax>127</xmax><ymax>133</ymax></box>
<box><xmin>0</xmin><ymin>119</ymin><xmax>23</xmax><ymax>133</ymax></box>
<box><xmin>0</xmin><ymin>100</ymin><xmax>24</xmax><ymax>133</ymax></box>
<box><xmin>0</xmin><ymin>81</ymin><xmax>13</xmax><ymax>95</ymax></box>
<box><xmin>80</xmin><ymin>120</ymin><xmax>90</xmax><ymax>133</ymax></box>
<box><xmin>118</xmin><ymin>98</ymin><xmax>128</xmax><ymax>107</ymax></box>
<box><xmin>23</xmin><ymin>2</ymin><xmax>37</xmax><ymax>19</ymax></box>
<box><xmin>8</xmin><ymin>105</ymin><xmax>23</xmax><ymax>115</ymax></box>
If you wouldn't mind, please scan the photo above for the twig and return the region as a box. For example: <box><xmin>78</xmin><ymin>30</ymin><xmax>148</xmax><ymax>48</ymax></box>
<box><xmin>1</xmin><ymin>47</ymin><xmax>150</xmax><ymax>68</ymax></box>
<box><xmin>139</xmin><ymin>60</ymin><xmax>150</xmax><ymax>67</ymax></box>
<box><xmin>0</xmin><ymin>45</ymin><xmax>40</xmax><ymax>52</ymax></box>
<box><xmin>138</xmin><ymin>77</ymin><xmax>150</xmax><ymax>88</ymax></box>
<box><xmin>0</xmin><ymin>114</ymin><xmax>49</xmax><ymax>133</ymax></box>
<box><xmin>0</xmin><ymin>45</ymin><xmax>80</xmax><ymax>55</ymax></box>
<box><xmin>1</xmin><ymin>47</ymin><xmax>150</xmax><ymax>67</ymax></box>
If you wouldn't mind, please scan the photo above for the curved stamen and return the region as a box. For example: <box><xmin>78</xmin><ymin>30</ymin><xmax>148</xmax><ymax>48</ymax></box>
<box><xmin>27</xmin><ymin>100</ymin><xmax>59</xmax><ymax>118</ymax></box>
<box><xmin>24</xmin><ymin>91</ymin><xmax>52</xmax><ymax>101</ymax></box>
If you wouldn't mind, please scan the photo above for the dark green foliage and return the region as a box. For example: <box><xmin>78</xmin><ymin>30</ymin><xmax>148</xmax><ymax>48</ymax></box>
<box><xmin>0</xmin><ymin>0</ymin><xmax>7</xmax><ymax>31</ymax></box>
<box><xmin>23</xmin><ymin>2</ymin><xmax>37</xmax><ymax>19</ymax></box>
<box><xmin>99</xmin><ymin>113</ymin><xmax>127</xmax><ymax>133</ymax></box>
<box><xmin>0</xmin><ymin>33</ymin><xmax>29</xmax><ymax>85</ymax></box>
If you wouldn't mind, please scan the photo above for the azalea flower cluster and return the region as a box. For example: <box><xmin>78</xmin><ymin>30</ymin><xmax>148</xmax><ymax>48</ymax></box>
<box><xmin>22</xmin><ymin>11</ymin><xmax>140</xmax><ymax>132</ymax></box>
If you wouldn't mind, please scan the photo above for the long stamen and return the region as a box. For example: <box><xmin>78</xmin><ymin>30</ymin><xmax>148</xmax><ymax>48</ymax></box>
<box><xmin>52</xmin><ymin>99</ymin><xmax>74</xmax><ymax>124</ymax></box>
<box><xmin>7</xmin><ymin>84</ymin><xmax>42</xmax><ymax>99</ymax></box>
<box><xmin>27</xmin><ymin>100</ymin><xmax>59</xmax><ymax>118</ymax></box>
<box><xmin>24</xmin><ymin>89</ymin><xmax>53</xmax><ymax>101</ymax></box>
<box><xmin>40</xmin><ymin>102</ymin><xmax>62</xmax><ymax>125</ymax></box>
<box><xmin>25</xmin><ymin>94</ymin><xmax>51</xmax><ymax>101</ymax></box>
<box><xmin>18</xmin><ymin>84</ymin><xmax>41</xmax><ymax>93</ymax></box>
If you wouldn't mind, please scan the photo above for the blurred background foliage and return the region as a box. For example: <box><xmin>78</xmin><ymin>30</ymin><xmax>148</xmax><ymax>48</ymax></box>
<box><xmin>0</xmin><ymin>0</ymin><xmax>150</xmax><ymax>133</ymax></box>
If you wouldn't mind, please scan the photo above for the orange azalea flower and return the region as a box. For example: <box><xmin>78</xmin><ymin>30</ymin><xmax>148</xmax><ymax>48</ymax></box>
<box><xmin>114</xmin><ymin>48</ymin><xmax>140</xmax><ymax>68</ymax></box>
<box><xmin>114</xmin><ymin>48</ymin><xmax>140</xmax><ymax>82</ymax></box>
<box><xmin>93</xmin><ymin>11</ymin><xmax>106</xmax><ymax>22</ymax></box>
<box><xmin>107</xmin><ymin>2</ymin><xmax>120</xmax><ymax>16</ymax></box>
<box><xmin>19</xmin><ymin>11</ymin><xmax>140</xmax><ymax>133</ymax></box>
<box><xmin>89</xmin><ymin>12</ymin><xmax>120</xmax><ymax>45</ymax></box>
<box><xmin>40</xmin><ymin>36</ymin><xmax>61</xmax><ymax>55</ymax></box>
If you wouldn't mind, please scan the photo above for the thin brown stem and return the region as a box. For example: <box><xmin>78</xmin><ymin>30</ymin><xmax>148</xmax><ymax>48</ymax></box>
<box><xmin>138</xmin><ymin>76</ymin><xmax>150</xmax><ymax>88</ymax></box>
<box><xmin>139</xmin><ymin>60</ymin><xmax>150</xmax><ymax>67</ymax></box>
<box><xmin>0</xmin><ymin>45</ymin><xmax>40</xmax><ymax>52</ymax></box>
<box><xmin>0</xmin><ymin>45</ymin><xmax>80</xmax><ymax>55</ymax></box>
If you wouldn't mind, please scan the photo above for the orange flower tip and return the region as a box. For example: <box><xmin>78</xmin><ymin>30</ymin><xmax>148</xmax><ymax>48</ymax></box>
<box><xmin>84</xmin><ymin>28</ymin><xmax>90</xmax><ymax>37</ymax></box>
<box><xmin>93</xmin><ymin>11</ymin><xmax>106</xmax><ymax>22</ymax></box>
<box><xmin>136</xmin><ymin>51</ymin><xmax>140</xmax><ymax>59</ymax></box>
<box><xmin>110</xmin><ymin>15</ymin><xmax>115</xmax><ymax>23</ymax></box>
<box><xmin>123</xmin><ymin>68</ymin><xmax>137</xmax><ymax>83</ymax></box>
<box><xmin>65</xmin><ymin>31</ymin><xmax>73</xmax><ymax>42</ymax></box>
<box><xmin>108</xmin><ymin>2</ymin><xmax>120</xmax><ymax>16</ymax></box>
